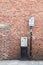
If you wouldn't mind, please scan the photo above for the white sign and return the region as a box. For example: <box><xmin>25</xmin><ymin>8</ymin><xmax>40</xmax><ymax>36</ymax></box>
<box><xmin>0</xmin><ymin>23</ymin><xmax>9</xmax><ymax>28</ymax></box>
<box><xmin>21</xmin><ymin>37</ymin><xmax>27</xmax><ymax>47</ymax></box>
<box><xmin>29</xmin><ymin>16</ymin><xmax>34</xmax><ymax>26</ymax></box>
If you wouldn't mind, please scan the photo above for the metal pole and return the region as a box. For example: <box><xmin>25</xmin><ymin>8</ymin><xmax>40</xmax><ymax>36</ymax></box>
<box><xmin>30</xmin><ymin>26</ymin><xmax>32</xmax><ymax>56</ymax></box>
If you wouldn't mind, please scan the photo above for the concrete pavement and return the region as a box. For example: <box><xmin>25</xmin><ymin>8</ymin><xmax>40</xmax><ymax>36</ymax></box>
<box><xmin>0</xmin><ymin>60</ymin><xmax>43</xmax><ymax>65</ymax></box>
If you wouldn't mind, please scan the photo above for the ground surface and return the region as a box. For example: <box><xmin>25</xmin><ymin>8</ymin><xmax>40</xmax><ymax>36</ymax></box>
<box><xmin>0</xmin><ymin>60</ymin><xmax>43</xmax><ymax>65</ymax></box>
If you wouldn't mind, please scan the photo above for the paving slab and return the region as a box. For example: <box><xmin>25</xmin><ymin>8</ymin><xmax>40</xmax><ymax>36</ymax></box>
<box><xmin>0</xmin><ymin>60</ymin><xmax>43</xmax><ymax>65</ymax></box>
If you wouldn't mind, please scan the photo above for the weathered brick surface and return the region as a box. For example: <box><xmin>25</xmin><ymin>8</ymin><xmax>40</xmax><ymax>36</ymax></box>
<box><xmin>0</xmin><ymin>0</ymin><xmax>43</xmax><ymax>60</ymax></box>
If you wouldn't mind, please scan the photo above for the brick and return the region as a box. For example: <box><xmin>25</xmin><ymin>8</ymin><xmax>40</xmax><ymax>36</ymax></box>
<box><xmin>0</xmin><ymin>0</ymin><xmax>43</xmax><ymax>60</ymax></box>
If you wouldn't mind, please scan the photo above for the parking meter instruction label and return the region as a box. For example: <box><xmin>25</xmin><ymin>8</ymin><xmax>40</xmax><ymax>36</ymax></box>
<box><xmin>21</xmin><ymin>37</ymin><xmax>27</xmax><ymax>47</ymax></box>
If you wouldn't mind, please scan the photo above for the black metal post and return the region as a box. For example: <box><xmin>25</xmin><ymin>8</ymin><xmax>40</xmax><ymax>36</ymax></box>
<box><xmin>30</xmin><ymin>26</ymin><xmax>32</xmax><ymax>56</ymax></box>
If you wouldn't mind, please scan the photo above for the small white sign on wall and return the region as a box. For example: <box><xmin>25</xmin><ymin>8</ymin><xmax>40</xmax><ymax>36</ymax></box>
<box><xmin>0</xmin><ymin>23</ymin><xmax>9</xmax><ymax>28</ymax></box>
<box><xmin>21</xmin><ymin>37</ymin><xmax>27</xmax><ymax>47</ymax></box>
<box><xmin>29</xmin><ymin>16</ymin><xmax>34</xmax><ymax>26</ymax></box>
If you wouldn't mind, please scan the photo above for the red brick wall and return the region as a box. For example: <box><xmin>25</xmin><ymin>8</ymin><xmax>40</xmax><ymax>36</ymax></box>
<box><xmin>0</xmin><ymin>0</ymin><xmax>43</xmax><ymax>60</ymax></box>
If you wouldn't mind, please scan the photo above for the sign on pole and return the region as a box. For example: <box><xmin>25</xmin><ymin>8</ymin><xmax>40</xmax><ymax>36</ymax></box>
<box><xmin>29</xmin><ymin>16</ymin><xmax>34</xmax><ymax>26</ymax></box>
